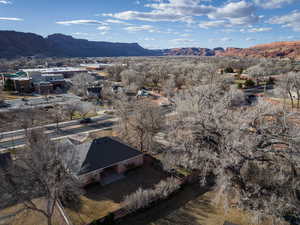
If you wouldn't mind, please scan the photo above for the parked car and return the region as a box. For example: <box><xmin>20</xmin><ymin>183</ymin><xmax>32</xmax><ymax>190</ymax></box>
<box><xmin>80</xmin><ymin>118</ymin><xmax>93</xmax><ymax>124</ymax></box>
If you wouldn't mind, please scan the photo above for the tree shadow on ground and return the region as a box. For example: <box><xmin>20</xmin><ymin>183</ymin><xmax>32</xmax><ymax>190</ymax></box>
<box><xmin>116</xmin><ymin>183</ymin><xmax>213</xmax><ymax>225</ymax></box>
<box><xmin>84</xmin><ymin>165</ymin><xmax>167</xmax><ymax>203</ymax></box>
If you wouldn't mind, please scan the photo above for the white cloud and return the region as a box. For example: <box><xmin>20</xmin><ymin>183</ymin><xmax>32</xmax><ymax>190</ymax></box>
<box><xmin>209</xmin><ymin>37</ymin><xmax>233</xmax><ymax>43</ymax></box>
<box><xmin>169</xmin><ymin>38</ymin><xmax>199</xmax><ymax>47</ymax></box>
<box><xmin>103</xmin><ymin>0</ymin><xmax>259</xmax><ymax>28</ymax></box>
<box><xmin>124</xmin><ymin>25</ymin><xmax>158</xmax><ymax>32</ymax></box>
<box><xmin>144</xmin><ymin>37</ymin><xmax>155</xmax><ymax>41</ymax></box>
<box><xmin>208</xmin><ymin>1</ymin><xmax>259</xmax><ymax>26</ymax></box>
<box><xmin>72</xmin><ymin>32</ymin><xmax>90</xmax><ymax>36</ymax></box>
<box><xmin>100</xmin><ymin>31</ymin><xmax>108</xmax><ymax>35</ymax></box>
<box><xmin>180</xmin><ymin>33</ymin><xmax>192</xmax><ymax>37</ymax></box>
<box><xmin>246</xmin><ymin>37</ymin><xmax>256</xmax><ymax>41</ymax></box>
<box><xmin>56</xmin><ymin>20</ymin><xmax>107</xmax><ymax>25</ymax></box>
<box><xmin>0</xmin><ymin>17</ymin><xmax>23</xmax><ymax>21</ymax></box>
<box><xmin>199</xmin><ymin>20</ymin><xmax>229</xmax><ymax>28</ymax></box>
<box><xmin>269</xmin><ymin>10</ymin><xmax>300</xmax><ymax>31</ymax></box>
<box><xmin>240</xmin><ymin>27</ymin><xmax>272</xmax><ymax>32</ymax></box>
<box><xmin>105</xmin><ymin>19</ymin><xmax>130</xmax><ymax>25</ymax></box>
<box><xmin>146</xmin><ymin>0</ymin><xmax>215</xmax><ymax>17</ymax></box>
<box><xmin>97</xmin><ymin>26</ymin><xmax>111</xmax><ymax>31</ymax></box>
<box><xmin>0</xmin><ymin>0</ymin><xmax>11</xmax><ymax>4</ymax></box>
<box><xmin>103</xmin><ymin>0</ymin><xmax>214</xmax><ymax>23</ymax></box>
<box><xmin>253</xmin><ymin>0</ymin><xmax>296</xmax><ymax>9</ymax></box>
<box><xmin>103</xmin><ymin>11</ymin><xmax>193</xmax><ymax>23</ymax></box>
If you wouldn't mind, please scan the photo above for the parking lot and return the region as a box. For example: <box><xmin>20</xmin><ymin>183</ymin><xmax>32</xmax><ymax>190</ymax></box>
<box><xmin>0</xmin><ymin>93</ymin><xmax>81</xmax><ymax>112</ymax></box>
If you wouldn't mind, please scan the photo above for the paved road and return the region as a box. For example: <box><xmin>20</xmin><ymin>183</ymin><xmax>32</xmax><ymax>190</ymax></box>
<box><xmin>0</xmin><ymin>119</ymin><xmax>116</xmax><ymax>151</ymax></box>
<box><xmin>0</xmin><ymin>114</ymin><xmax>113</xmax><ymax>140</ymax></box>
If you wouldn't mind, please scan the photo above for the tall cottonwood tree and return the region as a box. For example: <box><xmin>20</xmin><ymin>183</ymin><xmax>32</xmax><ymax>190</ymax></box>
<box><xmin>115</xmin><ymin>98</ymin><xmax>164</xmax><ymax>153</ymax></box>
<box><xmin>0</xmin><ymin>130</ymin><xmax>82</xmax><ymax>225</ymax></box>
<box><xmin>163</xmin><ymin>82</ymin><xmax>300</xmax><ymax>224</ymax></box>
<box><xmin>71</xmin><ymin>73</ymin><xmax>95</xmax><ymax>97</ymax></box>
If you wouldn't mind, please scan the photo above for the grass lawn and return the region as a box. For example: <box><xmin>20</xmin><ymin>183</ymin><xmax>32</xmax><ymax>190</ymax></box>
<box><xmin>235</xmin><ymin>80</ymin><xmax>246</xmax><ymax>84</ymax></box>
<box><xmin>65</xmin><ymin>165</ymin><xmax>167</xmax><ymax>225</ymax></box>
<box><xmin>72</xmin><ymin>112</ymin><xmax>97</xmax><ymax>120</ymax></box>
<box><xmin>64</xmin><ymin>196</ymin><xmax>120</xmax><ymax>225</ymax></box>
<box><xmin>0</xmin><ymin>199</ymin><xmax>66</xmax><ymax>225</ymax></box>
<box><xmin>97</xmin><ymin>72</ymin><xmax>109</xmax><ymax>77</ymax></box>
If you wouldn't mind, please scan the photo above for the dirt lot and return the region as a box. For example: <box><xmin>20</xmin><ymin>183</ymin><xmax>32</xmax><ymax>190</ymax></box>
<box><xmin>65</xmin><ymin>164</ymin><xmax>167</xmax><ymax>225</ymax></box>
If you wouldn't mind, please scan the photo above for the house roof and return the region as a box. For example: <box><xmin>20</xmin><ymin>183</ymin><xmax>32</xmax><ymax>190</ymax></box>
<box><xmin>0</xmin><ymin>152</ymin><xmax>12</xmax><ymax>169</ymax></box>
<box><xmin>77</xmin><ymin>137</ymin><xmax>143</xmax><ymax>175</ymax></box>
<box><xmin>1</xmin><ymin>71</ymin><xmax>27</xmax><ymax>78</ymax></box>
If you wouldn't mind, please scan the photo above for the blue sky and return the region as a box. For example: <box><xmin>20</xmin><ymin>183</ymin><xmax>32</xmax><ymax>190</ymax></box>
<box><xmin>0</xmin><ymin>0</ymin><xmax>299</xmax><ymax>49</ymax></box>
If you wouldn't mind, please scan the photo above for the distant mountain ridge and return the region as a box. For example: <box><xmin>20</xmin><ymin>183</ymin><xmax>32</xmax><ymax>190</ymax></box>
<box><xmin>0</xmin><ymin>31</ymin><xmax>159</xmax><ymax>58</ymax></box>
<box><xmin>163</xmin><ymin>41</ymin><xmax>300</xmax><ymax>59</ymax></box>
<box><xmin>0</xmin><ymin>31</ymin><xmax>299</xmax><ymax>59</ymax></box>
<box><xmin>217</xmin><ymin>41</ymin><xmax>300</xmax><ymax>60</ymax></box>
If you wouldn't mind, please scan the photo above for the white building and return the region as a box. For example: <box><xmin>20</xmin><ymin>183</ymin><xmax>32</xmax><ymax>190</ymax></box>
<box><xmin>21</xmin><ymin>67</ymin><xmax>87</xmax><ymax>78</ymax></box>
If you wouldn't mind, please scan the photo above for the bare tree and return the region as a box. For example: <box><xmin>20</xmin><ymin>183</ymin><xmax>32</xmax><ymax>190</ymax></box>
<box><xmin>278</xmin><ymin>72</ymin><xmax>296</xmax><ymax>108</ymax></box>
<box><xmin>106</xmin><ymin>64</ymin><xmax>126</xmax><ymax>82</ymax></box>
<box><xmin>71</xmin><ymin>73</ymin><xmax>95</xmax><ymax>97</ymax></box>
<box><xmin>63</xmin><ymin>102</ymin><xmax>79</xmax><ymax>120</ymax></box>
<box><xmin>120</xmin><ymin>69</ymin><xmax>144</xmax><ymax>92</ymax></box>
<box><xmin>0</xmin><ymin>130</ymin><xmax>82</xmax><ymax>225</ymax></box>
<box><xmin>15</xmin><ymin>108</ymin><xmax>40</xmax><ymax>134</ymax></box>
<box><xmin>163</xmin><ymin>81</ymin><xmax>300</xmax><ymax>223</ymax></box>
<box><xmin>49</xmin><ymin>105</ymin><xmax>66</xmax><ymax>132</ymax></box>
<box><xmin>115</xmin><ymin>100</ymin><xmax>164</xmax><ymax>153</ymax></box>
<box><xmin>76</xmin><ymin>102</ymin><xmax>96</xmax><ymax>119</ymax></box>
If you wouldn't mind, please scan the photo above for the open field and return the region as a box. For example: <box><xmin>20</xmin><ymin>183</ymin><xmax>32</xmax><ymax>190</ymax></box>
<box><xmin>65</xmin><ymin>165</ymin><xmax>167</xmax><ymax>225</ymax></box>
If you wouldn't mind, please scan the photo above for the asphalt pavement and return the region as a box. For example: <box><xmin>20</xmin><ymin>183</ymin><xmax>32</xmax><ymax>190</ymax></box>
<box><xmin>0</xmin><ymin>117</ymin><xmax>116</xmax><ymax>151</ymax></box>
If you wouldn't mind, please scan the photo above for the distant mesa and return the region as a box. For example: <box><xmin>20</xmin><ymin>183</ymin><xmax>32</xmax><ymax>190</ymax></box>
<box><xmin>163</xmin><ymin>41</ymin><xmax>300</xmax><ymax>59</ymax></box>
<box><xmin>0</xmin><ymin>31</ymin><xmax>299</xmax><ymax>59</ymax></box>
<box><xmin>0</xmin><ymin>31</ymin><xmax>160</xmax><ymax>58</ymax></box>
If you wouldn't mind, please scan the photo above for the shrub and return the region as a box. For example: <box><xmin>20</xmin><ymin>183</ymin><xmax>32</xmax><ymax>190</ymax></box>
<box><xmin>267</xmin><ymin>77</ymin><xmax>275</xmax><ymax>85</ymax></box>
<box><xmin>4</xmin><ymin>79</ymin><xmax>14</xmax><ymax>91</ymax></box>
<box><xmin>224</xmin><ymin>67</ymin><xmax>234</xmax><ymax>73</ymax></box>
<box><xmin>244</xmin><ymin>79</ymin><xmax>255</xmax><ymax>88</ymax></box>
<box><xmin>123</xmin><ymin>177</ymin><xmax>180</xmax><ymax>212</ymax></box>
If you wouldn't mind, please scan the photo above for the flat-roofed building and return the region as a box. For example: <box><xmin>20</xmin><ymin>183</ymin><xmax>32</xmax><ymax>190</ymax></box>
<box><xmin>80</xmin><ymin>63</ymin><xmax>126</xmax><ymax>71</ymax></box>
<box><xmin>11</xmin><ymin>77</ymin><xmax>32</xmax><ymax>93</ymax></box>
<box><xmin>33</xmin><ymin>81</ymin><xmax>53</xmax><ymax>95</ymax></box>
<box><xmin>22</xmin><ymin>67</ymin><xmax>87</xmax><ymax>78</ymax></box>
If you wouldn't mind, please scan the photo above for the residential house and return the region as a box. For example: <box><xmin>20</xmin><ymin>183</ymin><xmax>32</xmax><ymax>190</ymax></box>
<box><xmin>64</xmin><ymin>137</ymin><xmax>144</xmax><ymax>186</ymax></box>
